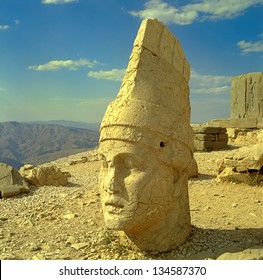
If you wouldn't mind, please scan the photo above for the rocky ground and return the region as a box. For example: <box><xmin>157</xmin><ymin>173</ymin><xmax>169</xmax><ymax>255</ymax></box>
<box><xmin>0</xmin><ymin>140</ymin><xmax>262</xmax><ymax>260</ymax></box>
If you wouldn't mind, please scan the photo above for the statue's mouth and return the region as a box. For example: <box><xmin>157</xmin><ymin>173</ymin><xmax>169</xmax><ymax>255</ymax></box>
<box><xmin>105</xmin><ymin>202</ymin><xmax>124</xmax><ymax>208</ymax></box>
<box><xmin>105</xmin><ymin>202</ymin><xmax>124</xmax><ymax>214</ymax></box>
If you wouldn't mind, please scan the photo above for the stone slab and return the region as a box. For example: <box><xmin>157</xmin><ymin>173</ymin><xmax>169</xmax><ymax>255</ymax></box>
<box><xmin>229</xmin><ymin>118</ymin><xmax>257</xmax><ymax>128</ymax></box>
<box><xmin>208</xmin><ymin>119</ymin><xmax>231</xmax><ymax>128</ymax></box>
<box><xmin>212</xmin><ymin>141</ymin><xmax>228</xmax><ymax>150</ymax></box>
<box><xmin>218</xmin><ymin>134</ymin><xmax>228</xmax><ymax>141</ymax></box>
<box><xmin>0</xmin><ymin>185</ymin><xmax>21</xmax><ymax>198</ymax></box>
<box><xmin>192</xmin><ymin>127</ymin><xmax>221</xmax><ymax>134</ymax></box>
<box><xmin>194</xmin><ymin>134</ymin><xmax>215</xmax><ymax>141</ymax></box>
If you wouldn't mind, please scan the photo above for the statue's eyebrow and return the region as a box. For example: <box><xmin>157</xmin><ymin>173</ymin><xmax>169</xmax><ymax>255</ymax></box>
<box><xmin>113</xmin><ymin>153</ymin><xmax>138</xmax><ymax>161</ymax></box>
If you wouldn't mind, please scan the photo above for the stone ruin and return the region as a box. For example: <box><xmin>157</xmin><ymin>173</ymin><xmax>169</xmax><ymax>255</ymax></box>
<box><xmin>204</xmin><ymin>72</ymin><xmax>263</xmax><ymax>183</ymax></box>
<box><xmin>19</xmin><ymin>164</ymin><xmax>70</xmax><ymax>186</ymax></box>
<box><xmin>0</xmin><ymin>162</ymin><xmax>71</xmax><ymax>198</ymax></box>
<box><xmin>192</xmin><ymin>126</ymin><xmax>228</xmax><ymax>151</ymax></box>
<box><xmin>98</xmin><ymin>19</ymin><xmax>197</xmax><ymax>252</ymax></box>
<box><xmin>217</xmin><ymin>143</ymin><xmax>263</xmax><ymax>184</ymax></box>
<box><xmin>231</xmin><ymin>72</ymin><xmax>263</xmax><ymax>120</ymax></box>
<box><xmin>0</xmin><ymin>162</ymin><xmax>29</xmax><ymax>198</ymax></box>
<box><xmin>209</xmin><ymin>72</ymin><xmax>263</xmax><ymax>129</ymax></box>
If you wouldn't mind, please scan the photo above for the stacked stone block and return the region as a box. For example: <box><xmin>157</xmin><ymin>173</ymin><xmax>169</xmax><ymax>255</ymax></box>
<box><xmin>193</xmin><ymin>127</ymin><xmax>228</xmax><ymax>151</ymax></box>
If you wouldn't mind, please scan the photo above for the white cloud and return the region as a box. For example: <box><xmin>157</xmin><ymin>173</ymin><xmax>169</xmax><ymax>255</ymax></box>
<box><xmin>129</xmin><ymin>0</ymin><xmax>197</xmax><ymax>25</ymax></box>
<box><xmin>42</xmin><ymin>0</ymin><xmax>78</xmax><ymax>4</ymax></box>
<box><xmin>0</xmin><ymin>20</ymin><xmax>20</xmax><ymax>30</ymax></box>
<box><xmin>28</xmin><ymin>59</ymin><xmax>99</xmax><ymax>71</ymax></box>
<box><xmin>0</xmin><ymin>87</ymin><xmax>7</xmax><ymax>93</ymax></box>
<box><xmin>237</xmin><ymin>39</ymin><xmax>263</xmax><ymax>54</ymax></box>
<box><xmin>129</xmin><ymin>0</ymin><xmax>263</xmax><ymax>25</ymax></box>
<box><xmin>88</xmin><ymin>68</ymin><xmax>126</xmax><ymax>82</ymax></box>
<box><xmin>191</xmin><ymin>86</ymin><xmax>230</xmax><ymax>95</ymax></box>
<box><xmin>0</xmin><ymin>25</ymin><xmax>10</xmax><ymax>30</ymax></box>
<box><xmin>190</xmin><ymin>70</ymin><xmax>231</xmax><ymax>95</ymax></box>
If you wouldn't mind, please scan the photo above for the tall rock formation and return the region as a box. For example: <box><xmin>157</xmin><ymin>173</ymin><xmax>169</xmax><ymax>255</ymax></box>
<box><xmin>99</xmin><ymin>19</ymin><xmax>196</xmax><ymax>252</ymax></box>
<box><xmin>231</xmin><ymin>72</ymin><xmax>263</xmax><ymax>119</ymax></box>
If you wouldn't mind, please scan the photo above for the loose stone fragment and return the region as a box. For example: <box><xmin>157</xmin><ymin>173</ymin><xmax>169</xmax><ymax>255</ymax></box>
<box><xmin>71</xmin><ymin>243</ymin><xmax>89</xmax><ymax>250</ymax></box>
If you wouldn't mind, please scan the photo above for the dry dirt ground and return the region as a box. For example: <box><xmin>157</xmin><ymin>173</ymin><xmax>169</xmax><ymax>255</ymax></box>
<box><xmin>0</xmin><ymin>143</ymin><xmax>262</xmax><ymax>260</ymax></box>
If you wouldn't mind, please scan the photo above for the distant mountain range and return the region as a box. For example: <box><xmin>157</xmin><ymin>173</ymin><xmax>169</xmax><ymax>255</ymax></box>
<box><xmin>0</xmin><ymin>121</ymin><xmax>100</xmax><ymax>169</ymax></box>
<box><xmin>25</xmin><ymin>120</ymin><xmax>100</xmax><ymax>131</ymax></box>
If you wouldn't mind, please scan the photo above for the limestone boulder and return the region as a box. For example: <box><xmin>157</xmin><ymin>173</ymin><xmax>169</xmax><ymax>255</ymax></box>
<box><xmin>19</xmin><ymin>164</ymin><xmax>70</xmax><ymax>186</ymax></box>
<box><xmin>217</xmin><ymin>143</ymin><xmax>263</xmax><ymax>184</ymax></box>
<box><xmin>233</xmin><ymin>129</ymin><xmax>263</xmax><ymax>145</ymax></box>
<box><xmin>0</xmin><ymin>162</ymin><xmax>30</xmax><ymax>198</ymax></box>
<box><xmin>217</xmin><ymin>247</ymin><xmax>263</xmax><ymax>260</ymax></box>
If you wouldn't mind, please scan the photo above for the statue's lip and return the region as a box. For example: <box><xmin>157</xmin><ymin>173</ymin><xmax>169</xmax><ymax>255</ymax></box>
<box><xmin>105</xmin><ymin>202</ymin><xmax>124</xmax><ymax>208</ymax></box>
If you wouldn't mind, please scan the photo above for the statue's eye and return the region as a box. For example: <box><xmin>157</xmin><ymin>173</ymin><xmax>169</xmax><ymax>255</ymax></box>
<box><xmin>101</xmin><ymin>155</ymin><xmax>108</xmax><ymax>168</ymax></box>
<box><xmin>124</xmin><ymin>157</ymin><xmax>139</xmax><ymax>170</ymax></box>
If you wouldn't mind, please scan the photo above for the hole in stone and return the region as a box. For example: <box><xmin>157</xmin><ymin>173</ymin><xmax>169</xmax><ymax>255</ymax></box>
<box><xmin>160</xmin><ymin>141</ymin><xmax>165</xmax><ymax>148</ymax></box>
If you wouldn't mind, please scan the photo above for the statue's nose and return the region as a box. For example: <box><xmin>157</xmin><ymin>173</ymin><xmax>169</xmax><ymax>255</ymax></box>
<box><xmin>107</xmin><ymin>167</ymin><xmax>122</xmax><ymax>194</ymax></box>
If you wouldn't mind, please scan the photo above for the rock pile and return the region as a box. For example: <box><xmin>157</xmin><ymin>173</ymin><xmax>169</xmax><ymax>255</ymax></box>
<box><xmin>192</xmin><ymin>126</ymin><xmax>228</xmax><ymax>151</ymax></box>
<box><xmin>0</xmin><ymin>162</ymin><xmax>30</xmax><ymax>198</ymax></box>
<box><xmin>217</xmin><ymin>143</ymin><xmax>263</xmax><ymax>184</ymax></box>
<box><xmin>19</xmin><ymin>164</ymin><xmax>70</xmax><ymax>186</ymax></box>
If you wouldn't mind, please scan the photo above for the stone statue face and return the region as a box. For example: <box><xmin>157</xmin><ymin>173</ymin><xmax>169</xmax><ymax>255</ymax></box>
<box><xmin>98</xmin><ymin>19</ymin><xmax>193</xmax><ymax>251</ymax></box>
<box><xmin>99</xmin><ymin>140</ymin><xmax>176</xmax><ymax>233</ymax></box>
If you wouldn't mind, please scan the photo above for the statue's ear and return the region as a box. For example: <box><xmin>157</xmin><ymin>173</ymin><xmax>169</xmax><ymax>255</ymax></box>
<box><xmin>172</xmin><ymin>172</ymin><xmax>187</xmax><ymax>198</ymax></box>
<box><xmin>172</xmin><ymin>169</ymin><xmax>180</xmax><ymax>184</ymax></box>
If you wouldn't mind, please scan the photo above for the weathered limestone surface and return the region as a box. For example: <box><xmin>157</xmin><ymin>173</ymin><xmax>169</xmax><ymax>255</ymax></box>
<box><xmin>208</xmin><ymin>118</ymin><xmax>261</xmax><ymax>129</ymax></box>
<box><xmin>216</xmin><ymin>143</ymin><xmax>263</xmax><ymax>183</ymax></box>
<box><xmin>19</xmin><ymin>164</ymin><xmax>70</xmax><ymax>186</ymax></box>
<box><xmin>230</xmin><ymin>118</ymin><xmax>257</xmax><ymax>128</ymax></box>
<box><xmin>231</xmin><ymin>72</ymin><xmax>263</xmax><ymax>119</ymax></box>
<box><xmin>0</xmin><ymin>162</ymin><xmax>29</xmax><ymax>198</ymax></box>
<box><xmin>208</xmin><ymin>119</ymin><xmax>231</xmax><ymax>128</ymax></box>
<box><xmin>207</xmin><ymin>73</ymin><xmax>262</xmax><ymax>130</ymax></box>
<box><xmin>99</xmin><ymin>19</ymin><xmax>196</xmax><ymax>252</ymax></box>
<box><xmin>257</xmin><ymin>117</ymin><xmax>263</xmax><ymax>128</ymax></box>
<box><xmin>192</xmin><ymin>126</ymin><xmax>228</xmax><ymax>151</ymax></box>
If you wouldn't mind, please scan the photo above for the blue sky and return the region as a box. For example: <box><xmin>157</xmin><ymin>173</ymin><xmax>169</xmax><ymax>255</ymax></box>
<box><xmin>0</xmin><ymin>0</ymin><xmax>262</xmax><ymax>124</ymax></box>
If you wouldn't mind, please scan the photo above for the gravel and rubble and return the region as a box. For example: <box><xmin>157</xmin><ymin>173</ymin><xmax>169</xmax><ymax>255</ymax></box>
<box><xmin>0</xmin><ymin>146</ymin><xmax>262</xmax><ymax>260</ymax></box>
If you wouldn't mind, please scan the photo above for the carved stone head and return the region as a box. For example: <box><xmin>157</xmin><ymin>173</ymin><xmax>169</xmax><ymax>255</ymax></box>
<box><xmin>99</xmin><ymin>19</ymin><xmax>196</xmax><ymax>252</ymax></box>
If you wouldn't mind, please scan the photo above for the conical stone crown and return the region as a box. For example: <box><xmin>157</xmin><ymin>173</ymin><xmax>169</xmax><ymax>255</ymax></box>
<box><xmin>100</xmin><ymin>19</ymin><xmax>194</xmax><ymax>170</ymax></box>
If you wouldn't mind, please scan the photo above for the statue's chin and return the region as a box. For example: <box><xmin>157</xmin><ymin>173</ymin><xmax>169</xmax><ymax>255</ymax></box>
<box><xmin>104</xmin><ymin>215</ymin><xmax>129</xmax><ymax>231</ymax></box>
